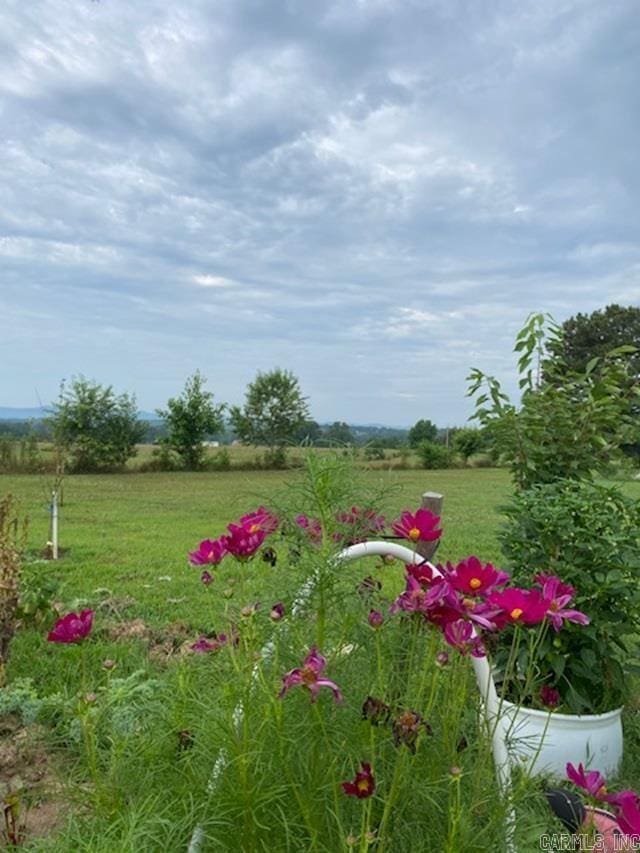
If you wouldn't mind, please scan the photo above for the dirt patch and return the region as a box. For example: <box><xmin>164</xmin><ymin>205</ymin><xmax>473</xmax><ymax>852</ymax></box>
<box><xmin>107</xmin><ymin>618</ymin><xmax>152</xmax><ymax>641</ymax></box>
<box><xmin>0</xmin><ymin>721</ymin><xmax>66</xmax><ymax>846</ymax></box>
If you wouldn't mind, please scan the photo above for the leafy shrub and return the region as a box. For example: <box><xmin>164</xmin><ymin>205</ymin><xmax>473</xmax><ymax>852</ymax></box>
<box><xmin>417</xmin><ymin>440</ymin><xmax>450</xmax><ymax>469</ymax></box>
<box><xmin>207</xmin><ymin>448</ymin><xmax>231</xmax><ymax>471</ymax></box>
<box><xmin>498</xmin><ymin>479</ymin><xmax>640</xmax><ymax>712</ymax></box>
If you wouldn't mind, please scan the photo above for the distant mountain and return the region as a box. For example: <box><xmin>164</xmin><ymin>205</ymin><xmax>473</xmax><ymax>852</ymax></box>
<box><xmin>0</xmin><ymin>406</ymin><xmax>161</xmax><ymax>421</ymax></box>
<box><xmin>0</xmin><ymin>406</ymin><xmax>49</xmax><ymax>420</ymax></box>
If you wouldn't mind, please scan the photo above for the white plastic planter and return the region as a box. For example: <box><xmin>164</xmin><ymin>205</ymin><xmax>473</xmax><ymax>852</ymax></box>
<box><xmin>500</xmin><ymin>701</ymin><xmax>623</xmax><ymax>778</ymax></box>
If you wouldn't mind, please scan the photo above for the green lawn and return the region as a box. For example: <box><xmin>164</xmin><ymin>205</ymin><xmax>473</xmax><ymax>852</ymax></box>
<box><xmin>2</xmin><ymin>465</ymin><xmax>640</xmax><ymax>851</ymax></box>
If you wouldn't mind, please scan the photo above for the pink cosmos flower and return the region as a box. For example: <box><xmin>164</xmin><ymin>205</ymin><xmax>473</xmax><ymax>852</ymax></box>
<box><xmin>191</xmin><ymin>635</ymin><xmax>226</xmax><ymax>653</ymax></box>
<box><xmin>336</xmin><ymin>506</ymin><xmax>386</xmax><ymax>543</ymax></box>
<box><xmin>406</xmin><ymin>561</ymin><xmax>437</xmax><ymax>585</ymax></box>
<box><xmin>487</xmin><ymin>588</ymin><xmax>549</xmax><ymax>627</ymax></box>
<box><xmin>278</xmin><ymin>647</ymin><xmax>343</xmax><ymax>704</ymax></box>
<box><xmin>189</xmin><ymin>538</ymin><xmax>227</xmax><ymax>566</ymax></box>
<box><xmin>294</xmin><ymin>514</ymin><xmax>323</xmax><ymax>544</ymax></box>
<box><xmin>443</xmin><ymin>619</ymin><xmax>487</xmax><ymax>657</ymax></box>
<box><xmin>535</xmin><ymin>574</ymin><xmax>590</xmax><ymax>632</ymax></box>
<box><xmin>239</xmin><ymin>506</ymin><xmax>279</xmax><ymax>535</ymax></box>
<box><xmin>223</xmin><ymin>522</ymin><xmax>266</xmax><ymax>559</ymax></box>
<box><xmin>445</xmin><ymin>556</ymin><xmax>510</xmax><ymax>597</ymax></box>
<box><xmin>391</xmin><ymin>508</ymin><xmax>442</xmax><ymax>543</ymax></box>
<box><xmin>566</xmin><ymin>762</ymin><xmax>609</xmax><ymax>800</ymax></box>
<box><xmin>47</xmin><ymin>610</ymin><xmax>94</xmax><ymax>644</ymax></box>
<box><xmin>341</xmin><ymin>762</ymin><xmax>375</xmax><ymax>799</ymax></box>
<box><xmin>615</xmin><ymin>796</ymin><xmax>640</xmax><ymax>837</ymax></box>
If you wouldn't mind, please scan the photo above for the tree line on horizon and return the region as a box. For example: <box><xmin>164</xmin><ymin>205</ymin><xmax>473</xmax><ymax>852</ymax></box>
<box><xmin>2</xmin><ymin>304</ymin><xmax>639</xmax><ymax>473</ymax></box>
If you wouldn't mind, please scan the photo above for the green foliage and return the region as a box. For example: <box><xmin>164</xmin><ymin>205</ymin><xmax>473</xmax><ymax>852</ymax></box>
<box><xmin>417</xmin><ymin>440</ymin><xmax>450</xmax><ymax>469</ymax></box>
<box><xmin>363</xmin><ymin>443</ymin><xmax>386</xmax><ymax>460</ymax></box>
<box><xmin>50</xmin><ymin>377</ymin><xmax>145</xmax><ymax>472</ymax></box>
<box><xmin>156</xmin><ymin>371</ymin><xmax>225</xmax><ymax>470</ymax></box>
<box><xmin>207</xmin><ymin>447</ymin><xmax>231</xmax><ymax>471</ymax></box>
<box><xmin>408</xmin><ymin>418</ymin><xmax>437</xmax><ymax>448</ymax></box>
<box><xmin>230</xmin><ymin>368</ymin><xmax>309</xmax><ymax>467</ymax></box>
<box><xmin>17</xmin><ymin>563</ymin><xmax>59</xmax><ymax>626</ymax></box>
<box><xmin>322</xmin><ymin>421</ymin><xmax>354</xmax><ymax>445</ymax></box>
<box><xmin>451</xmin><ymin>427</ymin><xmax>484</xmax><ymax>462</ymax></box>
<box><xmin>468</xmin><ymin>313</ymin><xmax>639</xmax><ymax>489</ymax></box>
<box><xmin>499</xmin><ymin>479</ymin><xmax>640</xmax><ymax>713</ymax></box>
<box><xmin>0</xmin><ymin>433</ymin><xmax>46</xmax><ymax>473</ymax></box>
<box><xmin>552</xmin><ymin>303</ymin><xmax>640</xmax><ymax>378</ymax></box>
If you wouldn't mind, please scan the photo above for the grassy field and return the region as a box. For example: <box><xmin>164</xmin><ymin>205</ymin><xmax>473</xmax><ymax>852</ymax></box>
<box><xmin>2</xmin><ymin>466</ymin><xmax>513</xmax><ymax>630</ymax></box>
<box><xmin>2</xmin><ymin>464</ymin><xmax>640</xmax><ymax>851</ymax></box>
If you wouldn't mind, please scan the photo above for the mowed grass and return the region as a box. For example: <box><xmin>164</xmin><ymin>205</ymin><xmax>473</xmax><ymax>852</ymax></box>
<box><xmin>2</xmin><ymin>467</ymin><xmax>512</xmax><ymax>631</ymax></box>
<box><xmin>3</xmin><ymin>465</ymin><xmax>640</xmax><ymax>851</ymax></box>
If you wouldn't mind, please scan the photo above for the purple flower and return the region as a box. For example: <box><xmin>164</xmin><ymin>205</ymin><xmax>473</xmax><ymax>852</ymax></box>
<box><xmin>223</xmin><ymin>523</ymin><xmax>266</xmax><ymax>559</ymax></box>
<box><xmin>536</xmin><ymin>575</ymin><xmax>590</xmax><ymax>632</ymax></box>
<box><xmin>566</xmin><ymin>762</ymin><xmax>608</xmax><ymax>800</ymax></box>
<box><xmin>278</xmin><ymin>647</ymin><xmax>343</xmax><ymax>704</ymax></box>
<box><xmin>189</xmin><ymin>538</ymin><xmax>227</xmax><ymax>566</ymax></box>
<box><xmin>191</xmin><ymin>634</ymin><xmax>226</xmax><ymax>653</ymax></box>
<box><xmin>341</xmin><ymin>762</ymin><xmax>375</xmax><ymax>799</ymax></box>
<box><xmin>47</xmin><ymin>610</ymin><xmax>94</xmax><ymax>644</ymax></box>
<box><xmin>239</xmin><ymin>506</ymin><xmax>279</xmax><ymax>534</ymax></box>
<box><xmin>200</xmin><ymin>570</ymin><xmax>214</xmax><ymax>586</ymax></box>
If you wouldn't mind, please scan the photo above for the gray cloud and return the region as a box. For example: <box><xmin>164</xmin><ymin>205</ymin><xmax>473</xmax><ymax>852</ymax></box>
<box><xmin>1</xmin><ymin>0</ymin><xmax>639</xmax><ymax>424</ymax></box>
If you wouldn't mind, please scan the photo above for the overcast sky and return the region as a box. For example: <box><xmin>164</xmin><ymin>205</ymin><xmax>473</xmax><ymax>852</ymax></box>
<box><xmin>1</xmin><ymin>0</ymin><xmax>639</xmax><ymax>425</ymax></box>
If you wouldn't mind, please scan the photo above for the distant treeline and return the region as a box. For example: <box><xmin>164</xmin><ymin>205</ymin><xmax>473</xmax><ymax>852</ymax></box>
<box><xmin>0</xmin><ymin>417</ymin><xmax>414</xmax><ymax>448</ymax></box>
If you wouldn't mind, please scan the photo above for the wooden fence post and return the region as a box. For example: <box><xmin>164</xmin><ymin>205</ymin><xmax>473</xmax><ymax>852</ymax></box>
<box><xmin>417</xmin><ymin>491</ymin><xmax>443</xmax><ymax>562</ymax></box>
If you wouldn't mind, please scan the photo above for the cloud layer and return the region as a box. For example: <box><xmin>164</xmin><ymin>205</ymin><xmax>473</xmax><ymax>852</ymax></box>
<box><xmin>1</xmin><ymin>0</ymin><xmax>639</xmax><ymax>424</ymax></box>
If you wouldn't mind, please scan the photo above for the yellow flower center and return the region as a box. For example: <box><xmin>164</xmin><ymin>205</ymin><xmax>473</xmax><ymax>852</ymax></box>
<box><xmin>301</xmin><ymin>666</ymin><xmax>318</xmax><ymax>686</ymax></box>
<box><xmin>357</xmin><ymin>779</ymin><xmax>370</xmax><ymax>793</ymax></box>
<box><xmin>408</xmin><ymin>527</ymin><xmax>421</xmax><ymax>541</ymax></box>
<box><xmin>249</xmin><ymin>523</ymin><xmax>260</xmax><ymax>534</ymax></box>
<box><xmin>469</xmin><ymin>578</ymin><xmax>482</xmax><ymax>590</ymax></box>
<box><xmin>510</xmin><ymin>608</ymin><xmax>523</xmax><ymax>620</ymax></box>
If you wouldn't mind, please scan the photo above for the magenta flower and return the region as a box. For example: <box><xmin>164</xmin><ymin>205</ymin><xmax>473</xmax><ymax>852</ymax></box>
<box><xmin>615</xmin><ymin>795</ymin><xmax>640</xmax><ymax>837</ymax></box>
<box><xmin>223</xmin><ymin>522</ymin><xmax>266</xmax><ymax>559</ymax></box>
<box><xmin>239</xmin><ymin>506</ymin><xmax>279</xmax><ymax>534</ymax></box>
<box><xmin>445</xmin><ymin>556</ymin><xmax>510</xmax><ymax>597</ymax></box>
<box><xmin>200</xmin><ymin>570</ymin><xmax>214</xmax><ymax>586</ymax></box>
<box><xmin>278</xmin><ymin>647</ymin><xmax>343</xmax><ymax>704</ymax></box>
<box><xmin>443</xmin><ymin>619</ymin><xmax>486</xmax><ymax>657</ymax></box>
<box><xmin>406</xmin><ymin>561</ymin><xmax>437</xmax><ymax>585</ymax></box>
<box><xmin>189</xmin><ymin>538</ymin><xmax>227</xmax><ymax>566</ymax></box>
<box><xmin>47</xmin><ymin>610</ymin><xmax>94</xmax><ymax>644</ymax></box>
<box><xmin>341</xmin><ymin>762</ymin><xmax>375</xmax><ymax>799</ymax></box>
<box><xmin>295</xmin><ymin>514</ymin><xmax>323</xmax><ymax>544</ymax></box>
<box><xmin>368</xmin><ymin>609</ymin><xmax>384</xmax><ymax>629</ymax></box>
<box><xmin>535</xmin><ymin>574</ymin><xmax>590</xmax><ymax>632</ymax></box>
<box><xmin>191</xmin><ymin>635</ymin><xmax>225</xmax><ymax>653</ymax></box>
<box><xmin>487</xmin><ymin>588</ymin><xmax>549</xmax><ymax>627</ymax></box>
<box><xmin>391</xmin><ymin>508</ymin><xmax>442</xmax><ymax>543</ymax></box>
<box><xmin>566</xmin><ymin>762</ymin><xmax>608</xmax><ymax>800</ymax></box>
<box><xmin>539</xmin><ymin>684</ymin><xmax>561</xmax><ymax>709</ymax></box>
<box><xmin>336</xmin><ymin>506</ymin><xmax>386</xmax><ymax>543</ymax></box>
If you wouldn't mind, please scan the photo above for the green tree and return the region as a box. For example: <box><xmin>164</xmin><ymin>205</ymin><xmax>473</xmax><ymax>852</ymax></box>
<box><xmin>294</xmin><ymin>419</ymin><xmax>322</xmax><ymax>444</ymax></box>
<box><xmin>50</xmin><ymin>377</ymin><xmax>145</xmax><ymax>472</ymax></box>
<box><xmin>323</xmin><ymin>421</ymin><xmax>355</xmax><ymax>445</ymax></box>
<box><xmin>230</xmin><ymin>368</ymin><xmax>309</xmax><ymax>467</ymax></box>
<box><xmin>468</xmin><ymin>313</ymin><xmax>638</xmax><ymax>489</ymax></box>
<box><xmin>452</xmin><ymin>427</ymin><xmax>484</xmax><ymax>463</ymax></box>
<box><xmin>408</xmin><ymin>419</ymin><xmax>437</xmax><ymax>448</ymax></box>
<box><xmin>156</xmin><ymin>372</ymin><xmax>225</xmax><ymax>470</ymax></box>
<box><xmin>552</xmin><ymin>304</ymin><xmax>640</xmax><ymax>378</ymax></box>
